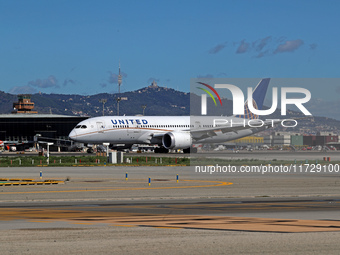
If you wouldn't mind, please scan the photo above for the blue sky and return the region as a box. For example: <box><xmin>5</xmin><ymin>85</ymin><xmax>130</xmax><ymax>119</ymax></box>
<box><xmin>1</xmin><ymin>0</ymin><xmax>340</xmax><ymax>117</ymax></box>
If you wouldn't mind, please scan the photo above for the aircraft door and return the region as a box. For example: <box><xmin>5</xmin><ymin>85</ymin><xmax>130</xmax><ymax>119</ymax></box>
<box><xmin>96</xmin><ymin>122</ymin><xmax>105</xmax><ymax>133</ymax></box>
<box><xmin>127</xmin><ymin>121</ymin><xmax>141</xmax><ymax>133</ymax></box>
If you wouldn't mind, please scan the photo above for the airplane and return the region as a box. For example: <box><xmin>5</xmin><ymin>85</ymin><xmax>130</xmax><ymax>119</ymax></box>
<box><xmin>69</xmin><ymin>78</ymin><xmax>275</xmax><ymax>153</ymax></box>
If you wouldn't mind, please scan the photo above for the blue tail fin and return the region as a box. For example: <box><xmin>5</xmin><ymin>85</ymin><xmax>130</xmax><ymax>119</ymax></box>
<box><xmin>234</xmin><ymin>78</ymin><xmax>270</xmax><ymax>119</ymax></box>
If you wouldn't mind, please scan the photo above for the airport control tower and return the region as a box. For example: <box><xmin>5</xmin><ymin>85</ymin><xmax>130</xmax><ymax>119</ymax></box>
<box><xmin>12</xmin><ymin>94</ymin><xmax>38</xmax><ymax>114</ymax></box>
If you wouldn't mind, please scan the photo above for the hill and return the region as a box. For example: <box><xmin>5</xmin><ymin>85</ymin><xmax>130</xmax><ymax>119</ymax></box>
<box><xmin>0</xmin><ymin>84</ymin><xmax>339</xmax><ymax>134</ymax></box>
<box><xmin>0</xmin><ymin>85</ymin><xmax>190</xmax><ymax>117</ymax></box>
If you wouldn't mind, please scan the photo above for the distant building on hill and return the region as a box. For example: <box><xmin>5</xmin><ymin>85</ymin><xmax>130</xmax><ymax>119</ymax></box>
<box><xmin>149</xmin><ymin>80</ymin><xmax>158</xmax><ymax>89</ymax></box>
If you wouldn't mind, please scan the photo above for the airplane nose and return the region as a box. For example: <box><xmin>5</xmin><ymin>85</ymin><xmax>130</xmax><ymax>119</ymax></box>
<box><xmin>69</xmin><ymin>129</ymin><xmax>77</xmax><ymax>140</ymax></box>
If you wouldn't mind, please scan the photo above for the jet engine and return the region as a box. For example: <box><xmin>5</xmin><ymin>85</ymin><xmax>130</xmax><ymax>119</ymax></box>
<box><xmin>162</xmin><ymin>132</ymin><xmax>191</xmax><ymax>149</ymax></box>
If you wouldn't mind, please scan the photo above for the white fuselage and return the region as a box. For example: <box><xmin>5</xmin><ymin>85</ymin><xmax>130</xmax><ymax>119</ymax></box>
<box><xmin>69</xmin><ymin>116</ymin><xmax>266</xmax><ymax>147</ymax></box>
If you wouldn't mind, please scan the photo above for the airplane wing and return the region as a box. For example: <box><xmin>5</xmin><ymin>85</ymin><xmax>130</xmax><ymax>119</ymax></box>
<box><xmin>141</xmin><ymin>131</ymin><xmax>173</xmax><ymax>144</ymax></box>
<box><xmin>190</xmin><ymin>119</ymin><xmax>282</xmax><ymax>141</ymax></box>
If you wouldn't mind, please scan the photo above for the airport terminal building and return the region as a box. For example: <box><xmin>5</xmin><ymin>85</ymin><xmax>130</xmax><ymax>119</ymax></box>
<box><xmin>0</xmin><ymin>94</ymin><xmax>88</xmax><ymax>151</ymax></box>
<box><xmin>0</xmin><ymin>114</ymin><xmax>88</xmax><ymax>151</ymax></box>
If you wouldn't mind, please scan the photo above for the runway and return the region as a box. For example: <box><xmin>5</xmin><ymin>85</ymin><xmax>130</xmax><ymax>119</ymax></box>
<box><xmin>1</xmin><ymin>163</ymin><xmax>340</xmax><ymax>254</ymax></box>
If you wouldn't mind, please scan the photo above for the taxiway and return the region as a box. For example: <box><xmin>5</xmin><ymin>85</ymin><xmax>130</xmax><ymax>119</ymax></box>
<box><xmin>1</xmin><ymin>163</ymin><xmax>340</xmax><ymax>254</ymax></box>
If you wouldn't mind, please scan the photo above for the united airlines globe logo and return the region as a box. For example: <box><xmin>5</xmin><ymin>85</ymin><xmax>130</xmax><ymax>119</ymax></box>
<box><xmin>235</xmin><ymin>98</ymin><xmax>259</xmax><ymax>120</ymax></box>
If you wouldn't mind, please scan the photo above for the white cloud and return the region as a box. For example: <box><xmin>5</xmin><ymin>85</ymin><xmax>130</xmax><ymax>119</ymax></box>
<box><xmin>9</xmin><ymin>86</ymin><xmax>37</xmax><ymax>94</ymax></box>
<box><xmin>28</xmin><ymin>75</ymin><xmax>59</xmax><ymax>88</ymax></box>
<box><xmin>210</xmin><ymin>36</ymin><xmax>308</xmax><ymax>58</ymax></box>
<box><xmin>236</xmin><ymin>40</ymin><xmax>250</xmax><ymax>54</ymax></box>
<box><xmin>209</xmin><ymin>42</ymin><xmax>227</xmax><ymax>54</ymax></box>
<box><xmin>274</xmin><ymin>39</ymin><xmax>304</xmax><ymax>54</ymax></box>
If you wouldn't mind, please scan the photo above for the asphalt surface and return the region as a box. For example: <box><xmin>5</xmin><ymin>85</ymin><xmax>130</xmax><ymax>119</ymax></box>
<box><xmin>1</xmin><ymin>151</ymin><xmax>340</xmax><ymax>254</ymax></box>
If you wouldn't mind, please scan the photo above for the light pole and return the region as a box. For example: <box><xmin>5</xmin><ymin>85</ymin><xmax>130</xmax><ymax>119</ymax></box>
<box><xmin>99</xmin><ymin>99</ymin><xmax>107</xmax><ymax>116</ymax></box>
<box><xmin>142</xmin><ymin>105</ymin><xmax>147</xmax><ymax>116</ymax></box>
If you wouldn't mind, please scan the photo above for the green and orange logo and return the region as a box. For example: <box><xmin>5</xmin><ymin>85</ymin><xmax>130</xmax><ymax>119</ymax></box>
<box><xmin>197</xmin><ymin>82</ymin><xmax>223</xmax><ymax>107</ymax></box>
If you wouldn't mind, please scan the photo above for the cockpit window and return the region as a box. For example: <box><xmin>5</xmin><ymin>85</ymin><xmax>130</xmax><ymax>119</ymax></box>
<box><xmin>81</xmin><ymin>125</ymin><xmax>87</xmax><ymax>129</ymax></box>
<box><xmin>75</xmin><ymin>125</ymin><xmax>81</xmax><ymax>129</ymax></box>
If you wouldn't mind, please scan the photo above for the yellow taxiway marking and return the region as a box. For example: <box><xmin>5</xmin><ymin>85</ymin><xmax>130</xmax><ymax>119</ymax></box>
<box><xmin>1</xmin><ymin>199</ymin><xmax>340</xmax><ymax>233</ymax></box>
<box><xmin>154</xmin><ymin>226</ymin><xmax>183</xmax><ymax>229</ymax></box>
<box><xmin>0</xmin><ymin>180</ymin><xmax>232</xmax><ymax>195</ymax></box>
<box><xmin>111</xmin><ymin>224</ymin><xmax>137</xmax><ymax>228</ymax></box>
<box><xmin>3</xmin><ymin>208</ymin><xmax>340</xmax><ymax>233</ymax></box>
<box><xmin>28</xmin><ymin>220</ymin><xmax>53</xmax><ymax>223</ymax></box>
<box><xmin>72</xmin><ymin>222</ymin><xmax>95</xmax><ymax>225</ymax></box>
